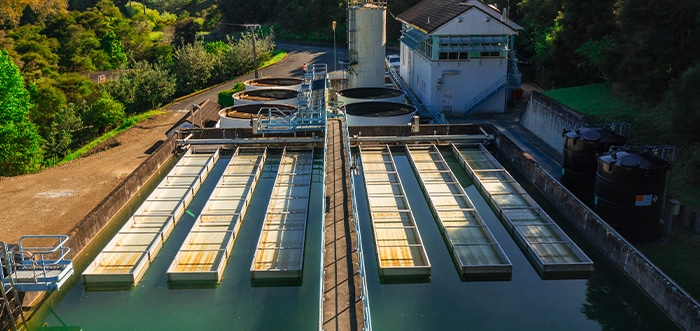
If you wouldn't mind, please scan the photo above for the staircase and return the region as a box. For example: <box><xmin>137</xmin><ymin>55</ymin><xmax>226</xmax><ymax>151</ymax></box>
<box><xmin>462</xmin><ymin>77</ymin><xmax>508</xmax><ymax>116</ymax></box>
<box><xmin>1</xmin><ymin>246</ymin><xmax>27</xmax><ymax>331</ymax></box>
<box><xmin>255</xmin><ymin>64</ymin><xmax>328</xmax><ymax>133</ymax></box>
<box><xmin>463</xmin><ymin>51</ymin><xmax>522</xmax><ymax>116</ymax></box>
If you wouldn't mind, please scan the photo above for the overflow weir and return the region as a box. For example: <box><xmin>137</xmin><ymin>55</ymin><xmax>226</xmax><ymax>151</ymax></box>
<box><xmin>405</xmin><ymin>144</ymin><xmax>512</xmax><ymax>279</ymax></box>
<box><xmin>452</xmin><ymin>144</ymin><xmax>593</xmax><ymax>277</ymax></box>
<box><xmin>167</xmin><ymin>147</ymin><xmax>266</xmax><ymax>285</ymax></box>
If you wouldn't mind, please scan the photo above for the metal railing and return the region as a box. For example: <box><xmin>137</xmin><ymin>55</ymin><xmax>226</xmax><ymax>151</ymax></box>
<box><xmin>463</xmin><ymin>76</ymin><xmax>507</xmax><ymax>116</ymax></box>
<box><xmin>343</xmin><ymin>115</ymin><xmax>372</xmax><ymax>331</ymax></box>
<box><xmin>387</xmin><ymin>67</ymin><xmax>446</xmax><ymax>124</ymax></box>
<box><xmin>318</xmin><ymin>119</ymin><xmax>329</xmax><ymax>331</ymax></box>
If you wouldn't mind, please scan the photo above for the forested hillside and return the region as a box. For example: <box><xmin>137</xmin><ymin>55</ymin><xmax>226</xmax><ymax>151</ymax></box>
<box><xmin>0</xmin><ymin>0</ymin><xmax>273</xmax><ymax>175</ymax></box>
<box><xmin>1</xmin><ymin>0</ymin><xmax>699</xmax><ymax>190</ymax></box>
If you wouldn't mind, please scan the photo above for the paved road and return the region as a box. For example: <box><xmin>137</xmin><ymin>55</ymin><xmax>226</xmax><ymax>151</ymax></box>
<box><xmin>166</xmin><ymin>42</ymin><xmax>348</xmax><ymax>112</ymax></box>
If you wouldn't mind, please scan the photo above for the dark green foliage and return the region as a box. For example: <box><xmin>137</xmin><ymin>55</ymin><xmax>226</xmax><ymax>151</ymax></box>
<box><xmin>0</xmin><ymin>50</ymin><xmax>45</xmax><ymax>175</ymax></box>
<box><xmin>7</xmin><ymin>25</ymin><xmax>60</xmax><ymax>82</ymax></box>
<box><xmin>663</xmin><ymin>64</ymin><xmax>700</xmax><ymax>143</ymax></box>
<box><xmin>100</xmin><ymin>31</ymin><xmax>128</xmax><ymax>69</ymax></box>
<box><xmin>105</xmin><ymin>61</ymin><xmax>176</xmax><ymax>113</ymax></box>
<box><xmin>80</xmin><ymin>90</ymin><xmax>126</xmax><ymax>133</ymax></box>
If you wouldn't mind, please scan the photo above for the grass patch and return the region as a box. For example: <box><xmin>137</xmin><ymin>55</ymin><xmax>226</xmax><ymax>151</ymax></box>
<box><xmin>59</xmin><ymin>110</ymin><xmax>164</xmax><ymax>164</ymax></box>
<box><xmin>542</xmin><ymin>83</ymin><xmax>668</xmax><ymax>146</ymax></box>
<box><xmin>261</xmin><ymin>50</ymin><xmax>286</xmax><ymax>68</ymax></box>
<box><xmin>639</xmin><ymin>228</ymin><xmax>700</xmax><ymax>300</ymax></box>
<box><xmin>542</xmin><ymin>82</ymin><xmax>640</xmax><ymax>123</ymax></box>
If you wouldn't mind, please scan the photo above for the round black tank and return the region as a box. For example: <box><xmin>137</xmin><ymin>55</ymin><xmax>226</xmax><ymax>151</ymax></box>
<box><xmin>594</xmin><ymin>150</ymin><xmax>670</xmax><ymax>244</ymax></box>
<box><xmin>561</xmin><ymin>127</ymin><xmax>626</xmax><ymax>206</ymax></box>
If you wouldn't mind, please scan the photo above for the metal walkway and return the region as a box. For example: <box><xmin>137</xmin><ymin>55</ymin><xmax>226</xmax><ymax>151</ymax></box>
<box><xmin>451</xmin><ymin>144</ymin><xmax>594</xmax><ymax>276</ymax></box>
<box><xmin>358</xmin><ymin>145</ymin><xmax>430</xmax><ymax>279</ymax></box>
<box><xmin>322</xmin><ymin>118</ymin><xmax>364</xmax><ymax>331</ymax></box>
<box><xmin>167</xmin><ymin>148</ymin><xmax>266</xmax><ymax>285</ymax></box>
<box><xmin>82</xmin><ymin>148</ymin><xmax>219</xmax><ymax>287</ymax></box>
<box><xmin>2</xmin><ymin>235</ymin><xmax>74</xmax><ymax>293</ymax></box>
<box><xmin>405</xmin><ymin>145</ymin><xmax>512</xmax><ymax>278</ymax></box>
<box><xmin>250</xmin><ymin>147</ymin><xmax>314</xmax><ymax>281</ymax></box>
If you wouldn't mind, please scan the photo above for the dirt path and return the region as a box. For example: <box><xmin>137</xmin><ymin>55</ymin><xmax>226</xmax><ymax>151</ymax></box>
<box><xmin>0</xmin><ymin>111</ymin><xmax>185</xmax><ymax>244</ymax></box>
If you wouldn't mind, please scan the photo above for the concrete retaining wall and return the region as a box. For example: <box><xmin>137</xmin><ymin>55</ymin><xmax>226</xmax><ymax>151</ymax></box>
<box><xmin>519</xmin><ymin>91</ymin><xmax>585</xmax><ymax>155</ymax></box>
<box><xmin>65</xmin><ymin>135</ymin><xmax>178</xmax><ymax>261</ymax></box>
<box><xmin>494</xmin><ymin>131</ymin><xmax>700</xmax><ymax>331</ymax></box>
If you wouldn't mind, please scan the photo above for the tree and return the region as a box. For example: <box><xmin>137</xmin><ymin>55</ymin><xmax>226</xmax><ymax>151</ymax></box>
<box><xmin>8</xmin><ymin>25</ymin><xmax>60</xmax><ymax>82</ymax></box>
<box><xmin>0</xmin><ymin>0</ymin><xmax>67</xmax><ymax>27</ymax></box>
<box><xmin>105</xmin><ymin>61</ymin><xmax>175</xmax><ymax>113</ymax></box>
<box><xmin>172</xmin><ymin>40</ymin><xmax>214</xmax><ymax>94</ymax></box>
<box><xmin>82</xmin><ymin>90</ymin><xmax>125</xmax><ymax>133</ymax></box>
<box><xmin>29</xmin><ymin>80</ymin><xmax>83</xmax><ymax>159</ymax></box>
<box><xmin>0</xmin><ymin>50</ymin><xmax>44</xmax><ymax>175</ymax></box>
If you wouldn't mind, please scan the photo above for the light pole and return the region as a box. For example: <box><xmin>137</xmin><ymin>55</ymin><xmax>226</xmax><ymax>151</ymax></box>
<box><xmin>244</xmin><ymin>24</ymin><xmax>261</xmax><ymax>78</ymax></box>
<box><xmin>332</xmin><ymin>21</ymin><xmax>337</xmax><ymax>72</ymax></box>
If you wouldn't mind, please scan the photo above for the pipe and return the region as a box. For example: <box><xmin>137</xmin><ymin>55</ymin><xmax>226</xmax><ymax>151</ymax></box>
<box><xmin>176</xmin><ymin>137</ymin><xmax>323</xmax><ymax>146</ymax></box>
<box><xmin>350</xmin><ymin>134</ymin><xmax>493</xmax><ymax>143</ymax></box>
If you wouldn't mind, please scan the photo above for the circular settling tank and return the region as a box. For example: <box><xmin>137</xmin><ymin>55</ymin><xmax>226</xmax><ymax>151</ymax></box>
<box><xmin>232</xmin><ymin>88</ymin><xmax>299</xmax><ymax>106</ymax></box>
<box><xmin>594</xmin><ymin>150</ymin><xmax>670</xmax><ymax>244</ymax></box>
<box><xmin>219</xmin><ymin>104</ymin><xmax>296</xmax><ymax>128</ymax></box>
<box><xmin>561</xmin><ymin>126</ymin><xmax>626</xmax><ymax>205</ymax></box>
<box><xmin>341</xmin><ymin>101</ymin><xmax>415</xmax><ymax>126</ymax></box>
<box><xmin>337</xmin><ymin>87</ymin><xmax>406</xmax><ymax>105</ymax></box>
<box><xmin>244</xmin><ymin>77</ymin><xmax>303</xmax><ymax>91</ymax></box>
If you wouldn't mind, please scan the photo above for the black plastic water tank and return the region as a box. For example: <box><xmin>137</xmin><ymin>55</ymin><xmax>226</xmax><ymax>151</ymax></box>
<box><xmin>594</xmin><ymin>150</ymin><xmax>670</xmax><ymax>244</ymax></box>
<box><xmin>561</xmin><ymin>127</ymin><xmax>626</xmax><ymax>205</ymax></box>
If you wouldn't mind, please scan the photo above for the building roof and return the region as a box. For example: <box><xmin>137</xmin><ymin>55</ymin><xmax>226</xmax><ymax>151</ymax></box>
<box><xmin>396</xmin><ymin>0</ymin><xmax>521</xmax><ymax>34</ymax></box>
<box><xmin>167</xmin><ymin>99</ymin><xmax>221</xmax><ymax>135</ymax></box>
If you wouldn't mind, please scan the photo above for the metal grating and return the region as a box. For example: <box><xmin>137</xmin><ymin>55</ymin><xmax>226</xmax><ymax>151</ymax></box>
<box><xmin>250</xmin><ymin>147</ymin><xmax>314</xmax><ymax>281</ymax></box>
<box><xmin>167</xmin><ymin>147</ymin><xmax>266</xmax><ymax>284</ymax></box>
<box><xmin>82</xmin><ymin>148</ymin><xmax>219</xmax><ymax>288</ymax></box>
<box><xmin>451</xmin><ymin>144</ymin><xmax>594</xmax><ymax>276</ymax></box>
<box><xmin>406</xmin><ymin>144</ymin><xmax>511</xmax><ymax>278</ymax></box>
<box><xmin>359</xmin><ymin>145</ymin><xmax>430</xmax><ymax>279</ymax></box>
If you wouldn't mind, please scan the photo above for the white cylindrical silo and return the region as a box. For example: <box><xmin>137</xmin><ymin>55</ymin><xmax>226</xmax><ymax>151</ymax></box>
<box><xmin>349</xmin><ymin>3</ymin><xmax>386</xmax><ymax>88</ymax></box>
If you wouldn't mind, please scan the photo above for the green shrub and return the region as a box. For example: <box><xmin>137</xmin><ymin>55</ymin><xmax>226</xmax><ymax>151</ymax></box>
<box><xmin>217</xmin><ymin>82</ymin><xmax>245</xmax><ymax>107</ymax></box>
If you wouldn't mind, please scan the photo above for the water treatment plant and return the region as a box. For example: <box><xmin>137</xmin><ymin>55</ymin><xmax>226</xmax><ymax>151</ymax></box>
<box><xmin>2</xmin><ymin>1</ymin><xmax>700</xmax><ymax>330</ymax></box>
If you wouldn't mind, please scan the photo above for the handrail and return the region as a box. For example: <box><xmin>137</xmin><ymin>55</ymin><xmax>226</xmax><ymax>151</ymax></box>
<box><xmin>16</xmin><ymin>235</ymin><xmax>71</xmax><ymax>267</ymax></box>
<box><xmin>343</xmin><ymin>113</ymin><xmax>372</xmax><ymax>331</ymax></box>
<box><xmin>318</xmin><ymin>115</ymin><xmax>329</xmax><ymax>331</ymax></box>
<box><xmin>387</xmin><ymin>67</ymin><xmax>446</xmax><ymax>124</ymax></box>
<box><xmin>463</xmin><ymin>76</ymin><xmax>507</xmax><ymax>116</ymax></box>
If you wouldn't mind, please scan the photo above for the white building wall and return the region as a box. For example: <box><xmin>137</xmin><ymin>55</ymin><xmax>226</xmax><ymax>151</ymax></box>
<box><xmin>402</xmin><ymin>49</ymin><xmax>508</xmax><ymax>116</ymax></box>
<box><xmin>399</xmin><ymin>5</ymin><xmax>518</xmax><ymax>116</ymax></box>
<box><xmin>434</xmin><ymin>10</ymin><xmax>516</xmax><ymax>36</ymax></box>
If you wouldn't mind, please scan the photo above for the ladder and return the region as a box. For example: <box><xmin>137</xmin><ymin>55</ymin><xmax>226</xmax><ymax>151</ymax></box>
<box><xmin>1</xmin><ymin>244</ymin><xmax>28</xmax><ymax>331</ymax></box>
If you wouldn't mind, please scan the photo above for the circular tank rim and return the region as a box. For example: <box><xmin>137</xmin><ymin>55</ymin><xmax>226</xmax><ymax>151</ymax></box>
<box><xmin>233</xmin><ymin>88</ymin><xmax>299</xmax><ymax>99</ymax></box>
<box><xmin>337</xmin><ymin>87</ymin><xmax>405</xmax><ymax>99</ymax></box>
<box><xmin>563</xmin><ymin>127</ymin><xmax>627</xmax><ymax>143</ymax></box>
<box><xmin>341</xmin><ymin>101</ymin><xmax>416</xmax><ymax>117</ymax></box>
<box><xmin>243</xmin><ymin>77</ymin><xmax>303</xmax><ymax>87</ymax></box>
<box><xmin>220</xmin><ymin>103</ymin><xmax>296</xmax><ymax>119</ymax></box>
<box><xmin>598</xmin><ymin>151</ymin><xmax>671</xmax><ymax>170</ymax></box>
